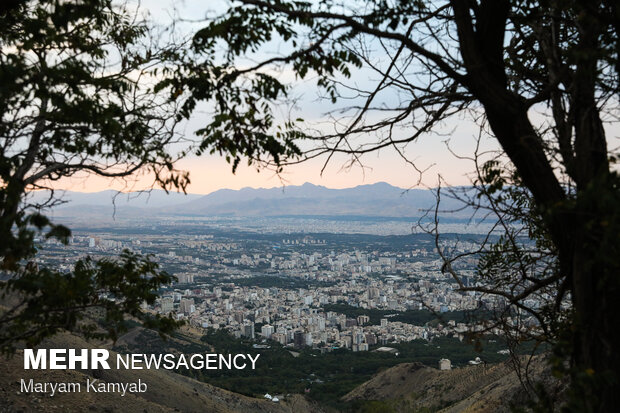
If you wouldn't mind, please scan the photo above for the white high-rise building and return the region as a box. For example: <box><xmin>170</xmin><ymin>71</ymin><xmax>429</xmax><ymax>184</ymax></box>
<box><xmin>261</xmin><ymin>324</ymin><xmax>274</xmax><ymax>339</ymax></box>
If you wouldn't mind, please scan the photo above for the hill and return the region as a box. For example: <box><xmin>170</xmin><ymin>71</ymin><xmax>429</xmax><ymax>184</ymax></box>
<box><xmin>343</xmin><ymin>357</ymin><xmax>563</xmax><ymax>412</ymax></box>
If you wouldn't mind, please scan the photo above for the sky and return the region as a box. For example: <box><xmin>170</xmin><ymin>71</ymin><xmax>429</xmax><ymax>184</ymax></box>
<box><xmin>51</xmin><ymin>0</ymin><xmax>496</xmax><ymax>195</ymax></box>
<box><xmin>49</xmin><ymin>0</ymin><xmax>620</xmax><ymax>195</ymax></box>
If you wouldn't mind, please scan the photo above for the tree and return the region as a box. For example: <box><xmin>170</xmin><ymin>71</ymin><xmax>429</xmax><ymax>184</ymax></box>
<box><xmin>166</xmin><ymin>0</ymin><xmax>620</xmax><ymax>410</ymax></box>
<box><xmin>0</xmin><ymin>0</ymin><xmax>193</xmax><ymax>352</ymax></box>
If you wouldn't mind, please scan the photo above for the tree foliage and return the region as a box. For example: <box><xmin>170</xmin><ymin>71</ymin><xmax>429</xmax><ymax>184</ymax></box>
<box><xmin>0</xmin><ymin>0</ymin><xmax>192</xmax><ymax>353</ymax></box>
<box><xmin>1</xmin><ymin>250</ymin><xmax>179</xmax><ymax>353</ymax></box>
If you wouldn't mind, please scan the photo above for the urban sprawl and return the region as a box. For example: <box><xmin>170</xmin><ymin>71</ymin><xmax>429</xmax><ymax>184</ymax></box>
<box><xmin>37</xmin><ymin>217</ymin><xmax>521</xmax><ymax>358</ymax></box>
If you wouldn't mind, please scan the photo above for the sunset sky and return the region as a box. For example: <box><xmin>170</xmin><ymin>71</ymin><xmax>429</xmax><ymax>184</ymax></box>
<box><xmin>57</xmin><ymin>118</ymin><xmax>490</xmax><ymax>195</ymax></box>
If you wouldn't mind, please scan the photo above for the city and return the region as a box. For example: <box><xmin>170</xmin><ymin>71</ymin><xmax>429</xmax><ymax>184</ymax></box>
<box><xmin>37</xmin><ymin>215</ymin><xmax>513</xmax><ymax>357</ymax></box>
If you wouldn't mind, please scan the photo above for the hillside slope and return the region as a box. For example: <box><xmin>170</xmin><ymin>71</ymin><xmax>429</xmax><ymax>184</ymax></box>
<box><xmin>343</xmin><ymin>357</ymin><xmax>562</xmax><ymax>412</ymax></box>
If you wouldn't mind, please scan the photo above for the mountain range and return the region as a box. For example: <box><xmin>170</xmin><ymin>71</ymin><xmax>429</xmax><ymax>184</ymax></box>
<box><xmin>27</xmin><ymin>182</ymin><xmax>472</xmax><ymax>219</ymax></box>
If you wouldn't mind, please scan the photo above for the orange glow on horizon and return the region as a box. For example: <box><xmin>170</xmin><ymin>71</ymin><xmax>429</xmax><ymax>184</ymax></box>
<box><xmin>45</xmin><ymin>150</ymin><xmax>475</xmax><ymax>195</ymax></box>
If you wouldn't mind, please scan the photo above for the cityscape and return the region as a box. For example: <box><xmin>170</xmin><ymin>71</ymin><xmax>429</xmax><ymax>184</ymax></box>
<box><xmin>38</xmin><ymin>210</ymin><xmax>511</xmax><ymax>358</ymax></box>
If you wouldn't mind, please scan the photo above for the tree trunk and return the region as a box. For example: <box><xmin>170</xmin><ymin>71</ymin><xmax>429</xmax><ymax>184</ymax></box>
<box><xmin>451</xmin><ymin>0</ymin><xmax>619</xmax><ymax>409</ymax></box>
<box><xmin>481</xmin><ymin>98</ymin><xmax>620</xmax><ymax>411</ymax></box>
<box><xmin>569</xmin><ymin>191</ymin><xmax>620</xmax><ymax>411</ymax></box>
